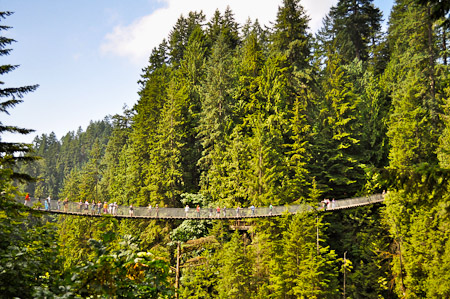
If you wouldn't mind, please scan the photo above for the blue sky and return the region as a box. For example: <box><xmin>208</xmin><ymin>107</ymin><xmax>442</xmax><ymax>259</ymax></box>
<box><xmin>1</xmin><ymin>0</ymin><xmax>393</xmax><ymax>143</ymax></box>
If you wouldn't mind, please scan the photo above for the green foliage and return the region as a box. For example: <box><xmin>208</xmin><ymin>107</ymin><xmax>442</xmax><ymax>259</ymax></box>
<box><xmin>217</xmin><ymin>231</ymin><xmax>252</xmax><ymax>299</ymax></box>
<box><xmin>206</xmin><ymin>7</ymin><xmax>240</xmax><ymax>51</ymax></box>
<box><xmin>438</xmin><ymin>86</ymin><xmax>450</xmax><ymax>168</ymax></box>
<box><xmin>19</xmin><ymin>119</ymin><xmax>113</xmax><ymax>200</ymax></box>
<box><xmin>380</xmin><ymin>1</ymin><xmax>450</xmax><ymax>296</ymax></box>
<box><xmin>345</xmin><ymin>61</ymin><xmax>390</xmax><ymax>169</ymax></box>
<box><xmin>326</xmin><ymin>205</ymin><xmax>394</xmax><ymax>298</ymax></box>
<box><xmin>0</xmin><ymin>197</ymin><xmax>63</xmax><ymax>297</ymax></box>
<box><xmin>168</xmin><ymin>11</ymin><xmax>206</xmax><ymax>65</ymax></box>
<box><xmin>14</xmin><ymin>1</ymin><xmax>450</xmax><ymax>297</ymax></box>
<box><xmin>331</xmin><ymin>0</ymin><xmax>383</xmax><ymax>63</ymax></box>
<box><xmin>310</xmin><ymin>54</ymin><xmax>365</xmax><ymax>198</ymax></box>
<box><xmin>271</xmin><ymin>213</ymin><xmax>339</xmax><ymax>298</ymax></box>
<box><xmin>197</xmin><ymin>34</ymin><xmax>234</xmax><ymax>199</ymax></box>
<box><xmin>171</xmin><ymin>220</ymin><xmax>211</xmax><ymax>242</ymax></box>
<box><xmin>147</xmin><ymin>76</ymin><xmax>187</xmax><ymax>206</ymax></box>
<box><xmin>179</xmin><ymin>236</ymin><xmax>221</xmax><ymax>298</ymax></box>
<box><xmin>271</xmin><ymin>0</ymin><xmax>311</xmax><ymax>70</ymax></box>
<box><xmin>69</xmin><ymin>234</ymin><xmax>173</xmax><ymax>298</ymax></box>
<box><xmin>179</xmin><ymin>251</ymin><xmax>219</xmax><ymax>298</ymax></box>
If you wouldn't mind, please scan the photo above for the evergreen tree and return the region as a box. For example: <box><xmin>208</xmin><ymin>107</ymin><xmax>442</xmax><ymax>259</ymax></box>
<box><xmin>414</xmin><ymin>0</ymin><xmax>450</xmax><ymax>27</ymax></box>
<box><xmin>0</xmin><ymin>12</ymin><xmax>65</xmax><ymax>298</ymax></box>
<box><xmin>169</xmin><ymin>11</ymin><xmax>206</xmax><ymax>66</ymax></box>
<box><xmin>250</xmin><ymin>217</ymin><xmax>289</xmax><ymax>298</ymax></box>
<box><xmin>240</xmin><ymin>56</ymin><xmax>292</xmax><ymax>206</ymax></box>
<box><xmin>206</xmin><ymin>7</ymin><xmax>240</xmax><ymax>51</ymax></box>
<box><xmin>177</xmin><ymin>26</ymin><xmax>207</xmax><ymax>193</ymax></box>
<box><xmin>99</xmin><ymin>111</ymin><xmax>132</xmax><ymax>202</ymax></box>
<box><xmin>437</xmin><ymin>86</ymin><xmax>450</xmax><ymax>168</ymax></box>
<box><xmin>0</xmin><ymin>197</ymin><xmax>62</xmax><ymax>297</ymax></box>
<box><xmin>344</xmin><ymin>61</ymin><xmax>390</xmax><ymax>169</ymax></box>
<box><xmin>382</xmin><ymin>0</ymin><xmax>450</xmax><ymax>296</ymax></box>
<box><xmin>310</xmin><ymin>54</ymin><xmax>365</xmax><ymax>198</ymax></box>
<box><xmin>17</xmin><ymin>4</ymin><xmax>450</xmax><ymax>297</ymax></box>
<box><xmin>178</xmin><ymin>236</ymin><xmax>221</xmax><ymax>298</ymax></box>
<box><xmin>284</xmin><ymin>72</ymin><xmax>313</xmax><ymax>202</ymax></box>
<box><xmin>132</xmin><ymin>45</ymin><xmax>172</xmax><ymax>203</ymax></box>
<box><xmin>319</xmin><ymin>0</ymin><xmax>383</xmax><ymax>63</ymax></box>
<box><xmin>210</xmin><ymin>30</ymin><xmax>267</xmax><ymax>206</ymax></box>
<box><xmin>217</xmin><ymin>231</ymin><xmax>252</xmax><ymax>299</ymax></box>
<box><xmin>273</xmin><ymin>213</ymin><xmax>339</xmax><ymax>298</ymax></box>
<box><xmin>325</xmin><ymin>205</ymin><xmax>395</xmax><ymax>298</ymax></box>
<box><xmin>0</xmin><ymin>11</ymin><xmax>39</xmax><ymax>184</ymax></box>
<box><xmin>198</xmin><ymin>34</ymin><xmax>234</xmax><ymax>200</ymax></box>
<box><xmin>222</xmin><ymin>7</ymin><xmax>240</xmax><ymax>50</ymax></box>
<box><xmin>385</xmin><ymin>0</ymin><xmax>442</xmax><ymax>169</ymax></box>
<box><xmin>77</xmin><ymin>139</ymin><xmax>103</xmax><ymax>202</ymax></box>
<box><xmin>147</xmin><ymin>77</ymin><xmax>187</xmax><ymax>206</ymax></box>
<box><xmin>270</xmin><ymin>0</ymin><xmax>311</xmax><ymax>70</ymax></box>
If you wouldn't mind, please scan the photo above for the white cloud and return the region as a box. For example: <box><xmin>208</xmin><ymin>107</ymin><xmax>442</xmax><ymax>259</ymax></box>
<box><xmin>303</xmin><ymin>0</ymin><xmax>338</xmax><ymax>32</ymax></box>
<box><xmin>100</xmin><ymin>0</ymin><xmax>337</xmax><ymax>65</ymax></box>
<box><xmin>72</xmin><ymin>53</ymin><xmax>82</xmax><ymax>61</ymax></box>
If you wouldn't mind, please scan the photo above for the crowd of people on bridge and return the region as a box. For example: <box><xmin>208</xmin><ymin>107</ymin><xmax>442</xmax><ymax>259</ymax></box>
<box><xmin>22</xmin><ymin>192</ymin><xmax>386</xmax><ymax>218</ymax></box>
<box><xmin>321</xmin><ymin>198</ymin><xmax>336</xmax><ymax>211</ymax></box>
<box><xmin>177</xmin><ymin>204</ymin><xmax>265</xmax><ymax>218</ymax></box>
<box><xmin>23</xmin><ymin>194</ymin><xmax>346</xmax><ymax>218</ymax></box>
<box><xmin>24</xmin><ymin>195</ymin><xmax>276</xmax><ymax>218</ymax></box>
<box><xmin>26</xmin><ymin>195</ymin><xmax>130</xmax><ymax>216</ymax></box>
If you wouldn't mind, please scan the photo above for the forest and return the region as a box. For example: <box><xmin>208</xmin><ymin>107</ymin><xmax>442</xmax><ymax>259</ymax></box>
<box><xmin>1</xmin><ymin>0</ymin><xmax>450</xmax><ymax>297</ymax></box>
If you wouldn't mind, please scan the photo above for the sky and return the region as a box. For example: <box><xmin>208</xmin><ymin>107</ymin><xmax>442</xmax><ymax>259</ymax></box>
<box><xmin>1</xmin><ymin>0</ymin><xmax>394</xmax><ymax>144</ymax></box>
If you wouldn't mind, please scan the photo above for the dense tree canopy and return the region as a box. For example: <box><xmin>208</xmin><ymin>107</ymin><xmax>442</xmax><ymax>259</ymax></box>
<box><xmin>5</xmin><ymin>0</ymin><xmax>450</xmax><ymax>297</ymax></box>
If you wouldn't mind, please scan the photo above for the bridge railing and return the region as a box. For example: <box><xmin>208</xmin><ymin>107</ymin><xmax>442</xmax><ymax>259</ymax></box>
<box><xmin>327</xmin><ymin>194</ymin><xmax>384</xmax><ymax>210</ymax></box>
<box><xmin>17</xmin><ymin>193</ymin><xmax>384</xmax><ymax>219</ymax></box>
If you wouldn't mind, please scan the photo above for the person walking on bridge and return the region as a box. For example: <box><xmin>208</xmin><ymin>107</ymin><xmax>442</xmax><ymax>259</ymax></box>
<box><xmin>129</xmin><ymin>204</ymin><xmax>134</xmax><ymax>217</ymax></box>
<box><xmin>196</xmin><ymin>205</ymin><xmax>200</xmax><ymax>217</ymax></box>
<box><xmin>91</xmin><ymin>200</ymin><xmax>96</xmax><ymax>215</ymax></box>
<box><xmin>84</xmin><ymin>200</ymin><xmax>90</xmax><ymax>214</ymax></box>
<box><xmin>63</xmin><ymin>198</ymin><xmax>68</xmax><ymax>212</ymax></box>
<box><xmin>78</xmin><ymin>200</ymin><xmax>83</xmax><ymax>213</ymax></box>
<box><xmin>216</xmin><ymin>206</ymin><xmax>220</xmax><ymax>218</ymax></box>
<box><xmin>185</xmin><ymin>205</ymin><xmax>190</xmax><ymax>218</ymax></box>
<box><xmin>250</xmin><ymin>205</ymin><xmax>255</xmax><ymax>216</ymax></box>
<box><xmin>24</xmin><ymin>193</ymin><xmax>30</xmax><ymax>207</ymax></box>
<box><xmin>147</xmin><ymin>204</ymin><xmax>152</xmax><ymax>216</ymax></box>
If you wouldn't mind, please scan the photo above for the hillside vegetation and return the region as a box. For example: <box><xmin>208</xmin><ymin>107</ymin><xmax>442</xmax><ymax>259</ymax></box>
<box><xmin>3</xmin><ymin>0</ymin><xmax>450</xmax><ymax>297</ymax></box>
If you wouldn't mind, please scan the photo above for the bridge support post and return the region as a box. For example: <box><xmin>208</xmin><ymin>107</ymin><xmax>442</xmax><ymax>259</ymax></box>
<box><xmin>316</xmin><ymin>215</ymin><xmax>319</xmax><ymax>256</ymax></box>
<box><xmin>343</xmin><ymin>251</ymin><xmax>347</xmax><ymax>299</ymax></box>
<box><xmin>175</xmin><ymin>241</ymin><xmax>181</xmax><ymax>299</ymax></box>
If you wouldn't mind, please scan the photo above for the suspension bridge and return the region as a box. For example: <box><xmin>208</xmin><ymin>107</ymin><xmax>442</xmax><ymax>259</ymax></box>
<box><xmin>18</xmin><ymin>193</ymin><xmax>385</xmax><ymax>220</ymax></box>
